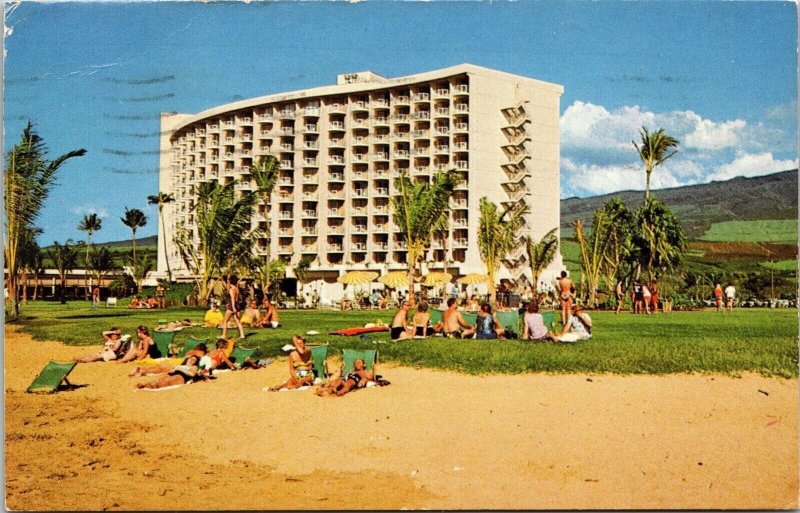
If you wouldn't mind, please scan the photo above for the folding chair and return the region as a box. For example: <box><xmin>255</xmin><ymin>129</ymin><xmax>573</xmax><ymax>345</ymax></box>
<box><xmin>27</xmin><ymin>361</ymin><xmax>78</xmax><ymax>393</ymax></box>
<box><xmin>152</xmin><ymin>331</ymin><xmax>176</xmax><ymax>358</ymax></box>
<box><xmin>178</xmin><ymin>337</ymin><xmax>210</xmax><ymax>358</ymax></box>
<box><xmin>342</xmin><ymin>348</ymin><xmax>378</xmax><ymax>376</ymax></box>
<box><xmin>230</xmin><ymin>346</ymin><xmax>257</xmax><ymax>365</ymax></box>
<box><xmin>428</xmin><ymin>308</ymin><xmax>444</xmax><ymax>325</ymax></box>
<box><xmin>496</xmin><ymin>310</ymin><xmax>520</xmax><ymax>334</ymax></box>
<box><xmin>309</xmin><ymin>344</ymin><xmax>329</xmax><ymax>382</ymax></box>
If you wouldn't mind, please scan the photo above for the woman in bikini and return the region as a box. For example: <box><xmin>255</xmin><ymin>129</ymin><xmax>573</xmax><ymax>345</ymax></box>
<box><xmin>135</xmin><ymin>354</ymin><xmax>211</xmax><ymax>389</ymax></box>
<box><xmin>268</xmin><ymin>335</ymin><xmax>314</xmax><ymax>391</ymax></box>
<box><xmin>221</xmin><ymin>274</ymin><xmax>246</xmax><ymax>340</ymax></box>
<box><xmin>411</xmin><ymin>302</ymin><xmax>442</xmax><ymax>337</ymax></box>
<box><xmin>315</xmin><ymin>358</ymin><xmax>374</xmax><ymax>397</ymax></box>
<box><xmin>118</xmin><ymin>326</ymin><xmax>155</xmax><ymax>363</ymax></box>
<box><xmin>128</xmin><ymin>343</ymin><xmax>209</xmax><ymax>377</ymax></box>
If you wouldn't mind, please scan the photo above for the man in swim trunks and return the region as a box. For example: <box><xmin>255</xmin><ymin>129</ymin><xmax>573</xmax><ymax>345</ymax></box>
<box><xmin>315</xmin><ymin>358</ymin><xmax>374</xmax><ymax>397</ymax></box>
<box><xmin>557</xmin><ymin>270</ymin><xmax>575</xmax><ymax>326</ymax></box>
<box><xmin>390</xmin><ymin>301</ymin><xmax>412</xmax><ymax>341</ymax></box>
<box><xmin>442</xmin><ymin>297</ymin><xmax>476</xmax><ymax>339</ymax></box>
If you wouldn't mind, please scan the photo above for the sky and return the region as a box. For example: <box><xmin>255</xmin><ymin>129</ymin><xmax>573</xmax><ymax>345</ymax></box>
<box><xmin>3</xmin><ymin>0</ymin><xmax>798</xmax><ymax>244</ymax></box>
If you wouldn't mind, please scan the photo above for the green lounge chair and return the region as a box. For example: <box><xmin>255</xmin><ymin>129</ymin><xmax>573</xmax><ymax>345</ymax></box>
<box><xmin>230</xmin><ymin>346</ymin><xmax>257</xmax><ymax>366</ymax></box>
<box><xmin>541</xmin><ymin>311</ymin><xmax>557</xmax><ymax>331</ymax></box>
<box><xmin>429</xmin><ymin>309</ymin><xmax>444</xmax><ymax>325</ymax></box>
<box><xmin>309</xmin><ymin>344</ymin><xmax>329</xmax><ymax>381</ymax></box>
<box><xmin>26</xmin><ymin>361</ymin><xmax>78</xmax><ymax>393</ymax></box>
<box><xmin>342</xmin><ymin>348</ymin><xmax>378</xmax><ymax>375</ymax></box>
<box><xmin>152</xmin><ymin>331</ymin><xmax>176</xmax><ymax>358</ymax></box>
<box><xmin>462</xmin><ymin>312</ymin><xmax>478</xmax><ymax>326</ymax></box>
<box><xmin>178</xmin><ymin>337</ymin><xmax>209</xmax><ymax>358</ymax></box>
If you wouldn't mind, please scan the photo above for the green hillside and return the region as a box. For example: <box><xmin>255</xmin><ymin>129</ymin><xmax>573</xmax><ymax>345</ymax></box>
<box><xmin>561</xmin><ymin>169</ymin><xmax>798</xmax><ymax>238</ymax></box>
<box><xmin>700</xmin><ymin>219</ymin><xmax>797</xmax><ymax>243</ymax></box>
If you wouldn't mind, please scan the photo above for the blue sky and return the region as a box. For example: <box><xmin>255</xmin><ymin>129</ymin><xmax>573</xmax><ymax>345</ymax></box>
<box><xmin>4</xmin><ymin>1</ymin><xmax>797</xmax><ymax>243</ymax></box>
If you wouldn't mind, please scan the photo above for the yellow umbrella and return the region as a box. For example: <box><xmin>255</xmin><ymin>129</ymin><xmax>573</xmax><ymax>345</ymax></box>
<box><xmin>421</xmin><ymin>272</ymin><xmax>452</xmax><ymax>287</ymax></box>
<box><xmin>378</xmin><ymin>271</ymin><xmax>409</xmax><ymax>289</ymax></box>
<box><xmin>336</xmin><ymin>270</ymin><xmax>379</xmax><ymax>285</ymax></box>
<box><xmin>457</xmin><ymin>273</ymin><xmax>488</xmax><ymax>285</ymax></box>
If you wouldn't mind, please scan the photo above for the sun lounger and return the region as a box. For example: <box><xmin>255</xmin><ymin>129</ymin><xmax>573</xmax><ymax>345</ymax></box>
<box><xmin>429</xmin><ymin>309</ymin><xmax>444</xmax><ymax>325</ymax></box>
<box><xmin>542</xmin><ymin>311</ymin><xmax>557</xmax><ymax>330</ymax></box>
<box><xmin>496</xmin><ymin>310</ymin><xmax>520</xmax><ymax>332</ymax></box>
<box><xmin>462</xmin><ymin>312</ymin><xmax>478</xmax><ymax>326</ymax></box>
<box><xmin>178</xmin><ymin>337</ymin><xmax>209</xmax><ymax>358</ymax></box>
<box><xmin>230</xmin><ymin>346</ymin><xmax>257</xmax><ymax>367</ymax></box>
<box><xmin>342</xmin><ymin>348</ymin><xmax>378</xmax><ymax>375</ymax></box>
<box><xmin>26</xmin><ymin>361</ymin><xmax>78</xmax><ymax>393</ymax></box>
<box><xmin>152</xmin><ymin>331</ymin><xmax>176</xmax><ymax>358</ymax></box>
<box><xmin>309</xmin><ymin>344</ymin><xmax>329</xmax><ymax>382</ymax></box>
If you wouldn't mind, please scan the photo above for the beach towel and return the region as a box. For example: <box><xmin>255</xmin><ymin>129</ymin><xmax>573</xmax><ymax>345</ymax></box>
<box><xmin>330</xmin><ymin>326</ymin><xmax>390</xmax><ymax>336</ymax></box>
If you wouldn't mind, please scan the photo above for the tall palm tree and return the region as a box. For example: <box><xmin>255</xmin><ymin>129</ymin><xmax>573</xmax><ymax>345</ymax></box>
<box><xmin>634</xmin><ymin>198</ymin><xmax>685</xmax><ymax>280</ymax></box>
<box><xmin>121</xmin><ymin>207</ymin><xmax>147</xmax><ymax>281</ymax></box>
<box><xmin>173</xmin><ymin>180</ymin><xmax>258</xmax><ymax>302</ymax></box>
<box><xmin>78</xmin><ymin>213</ymin><xmax>102</xmax><ymax>299</ymax></box>
<box><xmin>48</xmin><ymin>240</ymin><xmax>78</xmax><ymax>304</ymax></box>
<box><xmin>392</xmin><ymin>169</ymin><xmax>459</xmax><ymax>304</ymax></box>
<box><xmin>250</xmin><ymin>155</ymin><xmax>280</xmax><ymax>292</ymax></box>
<box><xmin>524</xmin><ymin>227</ymin><xmax>559</xmax><ymax>294</ymax></box>
<box><xmin>147</xmin><ymin>192</ymin><xmax>175</xmax><ymax>282</ymax></box>
<box><xmin>633</xmin><ymin>127</ymin><xmax>679</xmax><ymax>201</ymax></box>
<box><xmin>3</xmin><ymin>122</ymin><xmax>86</xmax><ymax>317</ymax></box>
<box><xmin>477</xmin><ymin>197</ymin><xmax>529</xmax><ymax>306</ymax></box>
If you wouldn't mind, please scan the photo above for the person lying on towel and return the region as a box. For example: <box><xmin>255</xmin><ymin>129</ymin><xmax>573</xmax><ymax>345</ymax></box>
<box><xmin>315</xmin><ymin>359</ymin><xmax>374</xmax><ymax>397</ymax></box>
<box><xmin>135</xmin><ymin>354</ymin><xmax>211</xmax><ymax>390</ymax></box>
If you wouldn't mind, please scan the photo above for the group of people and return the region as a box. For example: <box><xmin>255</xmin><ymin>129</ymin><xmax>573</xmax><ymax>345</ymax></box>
<box><xmin>617</xmin><ymin>279</ymin><xmax>661</xmax><ymax>314</ymax></box>
<box><xmin>387</xmin><ymin>296</ymin><xmax>592</xmax><ymax>343</ymax></box>
<box><xmin>202</xmin><ymin>274</ymin><xmax>282</xmax><ymax>339</ymax></box>
<box><xmin>713</xmin><ymin>283</ymin><xmax>737</xmax><ymax>312</ymax></box>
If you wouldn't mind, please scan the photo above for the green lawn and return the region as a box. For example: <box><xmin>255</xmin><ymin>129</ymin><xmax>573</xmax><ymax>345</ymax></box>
<box><xmin>8</xmin><ymin>301</ymin><xmax>798</xmax><ymax>378</ymax></box>
<box><xmin>700</xmin><ymin>219</ymin><xmax>798</xmax><ymax>243</ymax></box>
<box><xmin>761</xmin><ymin>259</ymin><xmax>798</xmax><ymax>271</ymax></box>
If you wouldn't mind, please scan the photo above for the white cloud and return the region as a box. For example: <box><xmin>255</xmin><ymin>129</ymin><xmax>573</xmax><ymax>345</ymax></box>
<box><xmin>683</xmin><ymin>118</ymin><xmax>746</xmax><ymax>150</ymax></box>
<box><xmin>707</xmin><ymin>152</ymin><xmax>798</xmax><ymax>182</ymax></box>
<box><xmin>72</xmin><ymin>204</ymin><xmax>109</xmax><ymax>219</ymax></box>
<box><xmin>561</xmin><ymin>157</ymin><xmax>702</xmax><ymax>197</ymax></box>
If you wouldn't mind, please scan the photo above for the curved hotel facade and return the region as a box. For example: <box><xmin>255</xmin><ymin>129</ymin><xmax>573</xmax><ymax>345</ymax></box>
<box><xmin>159</xmin><ymin>64</ymin><xmax>563</xmax><ymax>299</ymax></box>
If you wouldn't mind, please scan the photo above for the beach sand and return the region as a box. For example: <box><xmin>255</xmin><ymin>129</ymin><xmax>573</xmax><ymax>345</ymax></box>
<box><xmin>5</xmin><ymin>325</ymin><xmax>798</xmax><ymax>510</ymax></box>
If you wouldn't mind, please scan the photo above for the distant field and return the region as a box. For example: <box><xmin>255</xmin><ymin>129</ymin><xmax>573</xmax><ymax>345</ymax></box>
<box><xmin>761</xmin><ymin>260</ymin><xmax>798</xmax><ymax>271</ymax></box>
<box><xmin>700</xmin><ymin>220</ymin><xmax>797</xmax><ymax>243</ymax></box>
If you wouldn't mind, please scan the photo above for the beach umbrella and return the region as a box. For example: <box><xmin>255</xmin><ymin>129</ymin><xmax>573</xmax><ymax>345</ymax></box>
<box><xmin>378</xmin><ymin>271</ymin><xmax>409</xmax><ymax>289</ymax></box>
<box><xmin>421</xmin><ymin>271</ymin><xmax>452</xmax><ymax>287</ymax></box>
<box><xmin>336</xmin><ymin>270</ymin><xmax>379</xmax><ymax>285</ymax></box>
<box><xmin>457</xmin><ymin>273</ymin><xmax>488</xmax><ymax>285</ymax></box>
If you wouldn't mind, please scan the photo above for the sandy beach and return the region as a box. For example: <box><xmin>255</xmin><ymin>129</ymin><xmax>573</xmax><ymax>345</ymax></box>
<box><xmin>5</xmin><ymin>325</ymin><xmax>798</xmax><ymax>510</ymax></box>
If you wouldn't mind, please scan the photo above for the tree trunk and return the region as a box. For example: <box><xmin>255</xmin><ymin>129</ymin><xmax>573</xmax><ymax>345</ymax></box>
<box><xmin>160</xmin><ymin>206</ymin><xmax>172</xmax><ymax>282</ymax></box>
<box><xmin>406</xmin><ymin>264</ymin><xmax>416</xmax><ymax>305</ymax></box>
<box><xmin>644</xmin><ymin>166</ymin><xmax>652</xmax><ymax>202</ymax></box>
<box><xmin>487</xmin><ymin>265</ymin><xmax>496</xmax><ymax>307</ymax></box>
<box><xmin>21</xmin><ymin>272</ymin><xmax>28</xmax><ymax>304</ymax></box>
<box><xmin>59</xmin><ymin>276</ymin><xmax>67</xmax><ymax>304</ymax></box>
<box><xmin>84</xmin><ymin>242</ymin><xmax>90</xmax><ymax>300</ymax></box>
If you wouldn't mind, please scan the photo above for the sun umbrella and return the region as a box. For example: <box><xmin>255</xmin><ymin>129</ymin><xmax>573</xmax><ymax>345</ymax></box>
<box><xmin>336</xmin><ymin>270</ymin><xmax>379</xmax><ymax>285</ymax></box>
<box><xmin>457</xmin><ymin>273</ymin><xmax>488</xmax><ymax>285</ymax></box>
<box><xmin>378</xmin><ymin>271</ymin><xmax>409</xmax><ymax>289</ymax></box>
<box><xmin>421</xmin><ymin>272</ymin><xmax>452</xmax><ymax>287</ymax></box>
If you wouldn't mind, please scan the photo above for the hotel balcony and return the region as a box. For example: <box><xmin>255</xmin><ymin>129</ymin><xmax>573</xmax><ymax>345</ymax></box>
<box><xmin>328</xmin><ymin>190</ymin><xmax>345</xmax><ymax>200</ymax></box>
<box><xmin>329</xmin><ymin>103</ymin><xmax>346</xmax><ymax>113</ymax></box>
<box><xmin>280</xmin><ymin>127</ymin><xmax>295</xmax><ymax>136</ymax></box>
<box><xmin>352</xmin><ymin>225</ymin><xmax>368</xmax><ymax>233</ymax></box>
<box><xmin>373</xmin><ymin>117</ymin><xmax>389</xmax><ymax>126</ymax></box>
<box><xmin>453</xmin><ymin>103</ymin><xmax>469</xmax><ymax>113</ymax></box>
<box><xmin>302</xmin><ymin>226</ymin><xmax>318</xmax><ymax>235</ymax></box>
<box><xmin>278</xmin><ymin>193</ymin><xmax>294</xmax><ymax>203</ymax></box>
<box><xmin>280</xmin><ymin>160</ymin><xmax>293</xmax><ymax>169</ymax></box>
<box><xmin>280</xmin><ymin>143</ymin><xmax>294</xmax><ymax>152</ymax></box>
<box><xmin>371</xmin><ymin>152</ymin><xmax>389</xmax><ymax>161</ymax></box>
<box><xmin>278</xmin><ymin>109</ymin><xmax>296</xmax><ymax>119</ymax></box>
<box><xmin>303</xmin><ymin>158</ymin><xmax>319</xmax><ymax>168</ymax></box>
<box><xmin>303</xmin><ymin>107</ymin><xmax>320</xmax><ymax>117</ymax></box>
<box><xmin>412</xmin><ymin>111</ymin><xmax>431</xmax><ymax>120</ymax></box>
<box><xmin>434</xmin><ymin>108</ymin><xmax>450</xmax><ymax>118</ymax></box>
<box><xmin>374</xmin><ymin>224</ymin><xmax>389</xmax><ymax>233</ymax></box>
<box><xmin>327</xmin><ymin>209</ymin><xmax>345</xmax><ymax>218</ymax></box>
<box><xmin>393</xmin><ymin>150</ymin><xmax>410</xmax><ymax>159</ymax></box>
<box><xmin>299</xmin><ymin>124</ymin><xmax>318</xmax><ymax>134</ymax></box>
<box><xmin>434</xmin><ymin>126</ymin><xmax>450</xmax><ymax>136</ymax></box>
<box><xmin>453</xmin><ymin>123</ymin><xmax>469</xmax><ymax>133</ymax></box>
<box><xmin>394</xmin><ymin>95</ymin><xmax>410</xmax><ymax>105</ymax></box>
<box><xmin>302</xmin><ymin>209</ymin><xmax>318</xmax><ymax>218</ymax></box>
<box><xmin>329</xmin><ymin>121</ymin><xmax>345</xmax><ymax>131</ymax></box>
<box><xmin>278</xmin><ymin>228</ymin><xmax>294</xmax><ymax>237</ymax></box>
<box><xmin>302</xmin><ymin>174</ymin><xmax>318</xmax><ymax>184</ymax></box>
<box><xmin>301</xmin><ymin>244</ymin><xmax>317</xmax><ymax>254</ymax></box>
<box><xmin>433</xmin><ymin>88</ymin><xmax>450</xmax><ymax>97</ymax></box>
<box><xmin>374</xmin><ymin>187</ymin><xmax>389</xmax><ymax>197</ymax></box>
<box><xmin>328</xmin><ymin>171</ymin><xmax>345</xmax><ymax>181</ymax></box>
<box><xmin>352</xmin><ymin>101</ymin><xmax>369</xmax><ymax>111</ymax></box>
<box><xmin>329</xmin><ymin>138</ymin><xmax>345</xmax><ymax>148</ymax></box>
<box><xmin>453</xmin><ymin>238</ymin><xmax>468</xmax><ymax>248</ymax></box>
<box><xmin>412</xmin><ymin>93</ymin><xmax>430</xmax><ymax>102</ymax></box>
<box><xmin>328</xmin><ymin>226</ymin><xmax>344</xmax><ymax>235</ymax></box>
<box><xmin>279</xmin><ymin>211</ymin><xmax>294</xmax><ymax>220</ymax></box>
<box><xmin>257</xmin><ymin>113</ymin><xmax>273</xmax><ymax>121</ymax></box>
<box><xmin>455</xmin><ymin>160</ymin><xmax>469</xmax><ymax>170</ymax></box>
<box><xmin>329</xmin><ymin>244</ymin><xmax>344</xmax><ymax>253</ymax></box>
<box><xmin>434</xmin><ymin>145</ymin><xmax>449</xmax><ymax>154</ymax></box>
<box><xmin>453</xmin><ymin>84</ymin><xmax>469</xmax><ymax>95</ymax></box>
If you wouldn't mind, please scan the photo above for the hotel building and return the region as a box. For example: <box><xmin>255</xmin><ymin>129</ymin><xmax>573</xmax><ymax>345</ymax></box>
<box><xmin>159</xmin><ymin>64</ymin><xmax>564</xmax><ymax>299</ymax></box>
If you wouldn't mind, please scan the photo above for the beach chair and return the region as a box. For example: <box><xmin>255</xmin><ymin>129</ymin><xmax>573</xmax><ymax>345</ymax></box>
<box><xmin>178</xmin><ymin>336</ymin><xmax>209</xmax><ymax>358</ymax></box>
<box><xmin>152</xmin><ymin>331</ymin><xmax>176</xmax><ymax>358</ymax></box>
<box><xmin>428</xmin><ymin>309</ymin><xmax>444</xmax><ymax>325</ymax></box>
<box><xmin>541</xmin><ymin>311</ymin><xmax>557</xmax><ymax>331</ymax></box>
<box><xmin>309</xmin><ymin>344</ymin><xmax>329</xmax><ymax>382</ymax></box>
<box><xmin>230</xmin><ymin>346</ymin><xmax>257</xmax><ymax>365</ymax></box>
<box><xmin>26</xmin><ymin>361</ymin><xmax>78</xmax><ymax>393</ymax></box>
<box><xmin>462</xmin><ymin>312</ymin><xmax>478</xmax><ymax>326</ymax></box>
<box><xmin>342</xmin><ymin>348</ymin><xmax>378</xmax><ymax>376</ymax></box>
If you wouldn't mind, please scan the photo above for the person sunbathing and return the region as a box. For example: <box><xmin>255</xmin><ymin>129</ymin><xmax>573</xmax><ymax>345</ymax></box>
<box><xmin>128</xmin><ymin>343</ymin><xmax>208</xmax><ymax>377</ymax></box>
<box><xmin>315</xmin><ymin>359</ymin><xmax>374</xmax><ymax>397</ymax></box>
<box><xmin>390</xmin><ymin>301</ymin><xmax>413</xmax><ymax>341</ymax></box>
<box><xmin>268</xmin><ymin>335</ymin><xmax>314</xmax><ymax>391</ymax></box>
<box><xmin>240</xmin><ymin>300</ymin><xmax>262</xmax><ymax>327</ymax></box>
<box><xmin>74</xmin><ymin>328</ymin><xmax>130</xmax><ymax>363</ymax></box>
<box><xmin>260</xmin><ymin>296</ymin><xmax>281</xmax><ymax>328</ymax></box>
<box><xmin>128</xmin><ymin>295</ymin><xmax>142</xmax><ymax>309</ymax></box>
<box><xmin>135</xmin><ymin>355</ymin><xmax>211</xmax><ymax>389</ymax></box>
<box><xmin>118</xmin><ymin>326</ymin><xmax>156</xmax><ymax>363</ymax></box>
<box><xmin>207</xmin><ymin>338</ymin><xmax>237</xmax><ymax>371</ymax></box>
<box><xmin>547</xmin><ymin>304</ymin><xmax>593</xmax><ymax>343</ymax></box>
<box><xmin>411</xmin><ymin>302</ymin><xmax>442</xmax><ymax>337</ymax></box>
<box><xmin>155</xmin><ymin>319</ymin><xmax>193</xmax><ymax>331</ymax></box>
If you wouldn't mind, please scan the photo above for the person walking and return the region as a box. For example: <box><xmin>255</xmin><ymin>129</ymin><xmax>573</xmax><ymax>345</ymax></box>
<box><xmin>557</xmin><ymin>270</ymin><xmax>575</xmax><ymax>326</ymax></box>
<box><xmin>713</xmin><ymin>283</ymin><xmax>724</xmax><ymax>312</ymax></box>
<box><xmin>724</xmin><ymin>283</ymin><xmax>736</xmax><ymax>312</ymax></box>
<box><xmin>614</xmin><ymin>280</ymin><xmax>624</xmax><ymax>314</ymax></box>
<box><xmin>221</xmin><ymin>274</ymin><xmax>246</xmax><ymax>340</ymax></box>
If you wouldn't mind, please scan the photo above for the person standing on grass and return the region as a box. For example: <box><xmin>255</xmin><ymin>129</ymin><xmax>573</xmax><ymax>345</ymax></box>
<box><xmin>91</xmin><ymin>286</ymin><xmax>100</xmax><ymax>308</ymax></box>
<box><xmin>614</xmin><ymin>280</ymin><xmax>624</xmax><ymax>314</ymax></box>
<box><xmin>221</xmin><ymin>274</ymin><xmax>246</xmax><ymax>340</ymax></box>
<box><xmin>649</xmin><ymin>280</ymin><xmax>659</xmax><ymax>314</ymax></box>
<box><xmin>642</xmin><ymin>283</ymin><xmax>652</xmax><ymax>314</ymax></box>
<box><xmin>557</xmin><ymin>270</ymin><xmax>575</xmax><ymax>326</ymax></box>
<box><xmin>724</xmin><ymin>283</ymin><xmax>736</xmax><ymax>312</ymax></box>
<box><xmin>156</xmin><ymin>283</ymin><xmax>166</xmax><ymax>309</ymax></box>
<box><xmin>713</xmin><ymin>283</ymin><xmax>724</xmax><ymax>312</ymax></box>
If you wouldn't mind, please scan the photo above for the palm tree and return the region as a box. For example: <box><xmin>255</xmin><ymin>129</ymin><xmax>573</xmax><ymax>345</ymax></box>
<box><xmin>250</xmin><ymin>155</ymin><xmax>280</xmax><ymax>292</ymax></box>
<box><xmin>173</xmin><ymin>180</ymin><xmax>258</xmax><ymax>302</ymax></box>
<box><xmin>634</xmin><ymin>198</ymin><xmax>685</xmax><ymax>280</ymax></box>
<box><xmin>88</xmin><ymin>246</ymin><xmax>115</xmax><ymax>289</ymax></box>
<box><xmin>121</xmin><ymin>207</ymin><xmax>147</xmax><ymax>285</ymax></box>
<box><xmin>524</xmin><ymin>227</ymin><xmax>559</xmax><ymax>294</ymax></box>
<box><xmin>477</xmin><ymin>197</ymin><xmax>529</xmax><ymax>306</ymax></box>
<box><xmin>147</xmin><ymin>192</ymin><xmax>175</xmax><ymax>282</ymax></box>
<box><xmin>392</xmin><ymin>170</ymin><xmax>460</xmax><ymax>304</ymax></box>
<box><xmin>633</xmin><ymin>127</ymin><xmax>679</xmax><ymax>201</ymax></box>
<box><xmin>78</xmin><ymin>213</ymin><xmax>102</xmax><ymax>299</ymax></box>
<box><xmin>3</xmin><ymin>122</ymin><xmax>86</xmax><ymax>317</ymax></box>
<box><xmin>48</xmin><ymin>240</ymin><xmax>78</xmax><ymax>304</ymax></box>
